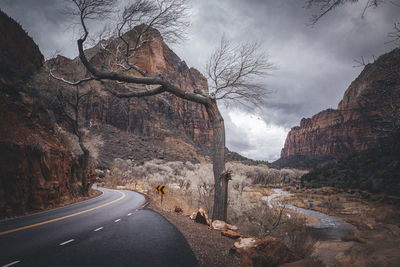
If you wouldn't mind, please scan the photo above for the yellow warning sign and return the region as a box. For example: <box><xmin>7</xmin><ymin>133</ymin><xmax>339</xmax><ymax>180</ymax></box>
<box><xmin>155</xmin><ymin>185</ymin><xmax>166</xmax><ymax>195</ymax></box>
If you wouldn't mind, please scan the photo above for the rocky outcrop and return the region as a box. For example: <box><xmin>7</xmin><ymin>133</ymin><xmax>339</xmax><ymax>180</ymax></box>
<box><xmin>40</xmin><ymin>27</ymin><xmax>213</xmax><ymax>166</ymax></box>
<box><xmin>0</xmin><ymin>11</ymin><xmax>87</xmax><ymax>218</ymax></box>
<box><xmin>0</xmin><ymin>95</ymin><xmax>76</xmax><ymax>216</ymax></box>
<box><xmin>281</xmin><ymin>48</ymin><xmax>400</xmax><ymax>159</ymax></box>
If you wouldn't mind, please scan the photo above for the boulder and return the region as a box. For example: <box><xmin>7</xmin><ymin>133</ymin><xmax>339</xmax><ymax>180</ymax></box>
<box><xmin>189</xmin><ymin>211</ymin><xmax>197</xmax><ymax>220</ymax></box>
<box><xmin>231</xmin><ymin>236</ymin><xmax>300</xmax><ymax>267</ymax></box>
<box><xmin>231</xmin><ymin>237</ymin><xmax>258</xmax><ymax>253</ymax></box>
<box><xmin>194</xmin><ymin>207</ymin><xmax>211</xmax><ymax>225</ymax></box>
<box><xmin>221</xmin><ymin>229</ymin><xmax>245</xmax><ymax>239</ymax></box>
<box><xmin>212</xmin><ymin>220</ymin><xmax>238</xmax><ymax>231</ymax></box>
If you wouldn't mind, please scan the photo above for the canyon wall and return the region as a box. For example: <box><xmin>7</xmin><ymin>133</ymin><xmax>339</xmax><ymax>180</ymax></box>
<box><xmin>38</xmin><ymin>26</ymin><xmax>214</xmax><ymax>166</ymax></box>
<box><xmin>0</xmin><ymin>11</ymin><xmax>89</xmax><ymax>218</ymax></box>
<box><xmin>280</xmin><ymin>48</ymin><xmax>400</xmax><ymax>159</ymax></box>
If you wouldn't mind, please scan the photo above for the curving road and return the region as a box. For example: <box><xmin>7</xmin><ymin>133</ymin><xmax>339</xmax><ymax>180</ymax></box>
<box><xmin>0</xmin><ymin>187</ymin><xmax>197</xmax><ymax>267</ymax></box>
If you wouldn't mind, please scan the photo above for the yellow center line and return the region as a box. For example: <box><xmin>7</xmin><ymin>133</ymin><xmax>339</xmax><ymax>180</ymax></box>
<box><xmin>0</xmin><ymin>191</ymin><xmax>126</xmax><ymax>236</ymax></box>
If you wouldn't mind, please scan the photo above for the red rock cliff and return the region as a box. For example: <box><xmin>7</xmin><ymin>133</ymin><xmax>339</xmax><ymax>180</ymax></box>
<box><xmin>0</xmin><ymin>11</ymin><xmax>88</xmax><ymax>218</ymax></box>
<box><xmin>43</xmin><ymin>27</ymin><xmax>213</xmax><ymax>165</ymax></box>
<box><xmin>281</xmin><ymin>48</ymin><xmax>400</xmax><ymax>158</ymax></box>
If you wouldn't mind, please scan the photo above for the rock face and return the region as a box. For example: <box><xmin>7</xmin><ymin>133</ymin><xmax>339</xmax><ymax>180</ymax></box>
<box><xmin>0</xmin><ymin>95</ymin><xmax>77</xmax><ymax>217</ymax></box>
<box><xmin>43</xmin><ymin>27</ymin><xmax>213</xmax><ymax>167</ymax></box>
<box><xmin>281</xmin><ymin>48</ymin><xmax>400</xmax><ymax>159</ymax></box>
<box><xmin>0</xmin><ymin>11</ymin><xmax>86</xmax><ymax>218</ymax></box>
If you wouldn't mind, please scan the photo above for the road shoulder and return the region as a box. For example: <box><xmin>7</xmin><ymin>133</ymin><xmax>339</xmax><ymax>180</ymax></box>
<box><xmin>147</xmin><ymin>199</ymin><xmax>240</xmax><ymax>267</ymax></box>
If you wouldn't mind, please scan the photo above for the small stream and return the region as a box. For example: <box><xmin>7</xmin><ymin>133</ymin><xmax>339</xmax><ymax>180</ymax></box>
<box><xmin>261</xmin><ymin>188</ymin><xmax>353</xmax><ymax>240</ymax></box>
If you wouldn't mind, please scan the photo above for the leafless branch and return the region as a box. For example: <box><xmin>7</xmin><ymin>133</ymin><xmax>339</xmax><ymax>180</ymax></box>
<box><xmin>206</xmin><ymin>36</ymin><xmax>274</xmax><ymax>107</ymax></box>
<box><xmin>66</xmin><ymin>0</ymin><xmax>116</xmax><ymax>20</ymax></box>
<box><xmin>306</xmin><ymin>0</ymin><xmax>384</xmax><ymax>25</ymax></box>
<box><xmin>387</xmin><ymin>22</ymin><xmax>400</xmax><ymax>45</ymax></box>
<box><xmin>50</xmin><ymin>69</ymin><xmax>94</xmax><ymax>86</ymax></box>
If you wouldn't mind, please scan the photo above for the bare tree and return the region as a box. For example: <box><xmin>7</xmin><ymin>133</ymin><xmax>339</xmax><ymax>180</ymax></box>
<box><xmin>54</xmin><ymin>0</ymin><xmax>273</xmax><ymax>221</ymax></box>
<box><xmin>50</xmin><ymin>68</ymin><xmax>94</xmax><ymax>194</ymax></box>
<box><xmin>206</xmin><ymin>36</ymin><xmax>273</xmax><ymax>107</ymax></box>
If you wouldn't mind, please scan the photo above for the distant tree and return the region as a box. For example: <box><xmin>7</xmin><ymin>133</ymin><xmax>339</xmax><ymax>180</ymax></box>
<box><xmin>52</xmin><ymin>0</ymin><xmax>273</xmax><ymax>221</ymax></box>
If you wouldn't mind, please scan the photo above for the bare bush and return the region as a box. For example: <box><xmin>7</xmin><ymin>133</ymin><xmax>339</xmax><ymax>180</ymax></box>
<box><xmin>227</xmin><ymin>162</ymin><xmax>307</xmax><ymax>186</ymax></box>
<box><xmin>282</xmin><ymin>215</ymin><xmax>321</xmax><ymax>258</ymax></box>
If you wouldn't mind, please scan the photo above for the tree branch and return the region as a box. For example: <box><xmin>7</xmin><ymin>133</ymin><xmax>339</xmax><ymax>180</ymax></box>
<box><xmin>77</xmin><ymin>38</ymin><xmax>210</xmax><ymax>105</ymax></box>
<box><xmin>50</xmin><ymin>69</ymin><xmax>94</xmax><ymax>86</ymax></box>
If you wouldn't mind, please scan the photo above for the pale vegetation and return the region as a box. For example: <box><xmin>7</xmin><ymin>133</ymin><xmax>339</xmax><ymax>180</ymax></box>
<box><xmin>103</xmin><ymin>159</ymin><xmax>318</xmax><ymax>256</ymax></box>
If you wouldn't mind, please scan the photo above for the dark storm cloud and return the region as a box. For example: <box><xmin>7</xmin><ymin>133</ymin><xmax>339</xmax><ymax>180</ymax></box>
<box><xmin>178</xmin><ymin>0</ymin><xmax>398</xmax><ymax>160</ymax></box>
<box><xmin>0</xmin><ymin>0</ymin><xmax>78</xmax><ymax>58</ymax></box>
<box><xmin>1</xmin><ymin>0</ymin><xmax>398</xmax><ymax>161</ymax></box>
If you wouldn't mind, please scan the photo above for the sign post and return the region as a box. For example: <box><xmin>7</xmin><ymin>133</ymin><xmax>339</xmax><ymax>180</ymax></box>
<box><xmin>155</xmin><ymin>185</ymin><xmax>166</xmax><ymax>207</ymax></box>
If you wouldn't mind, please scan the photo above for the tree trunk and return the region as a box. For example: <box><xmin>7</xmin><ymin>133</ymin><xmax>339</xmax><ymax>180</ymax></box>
<box><xmin>79</xmin><ymin>150</ymin><xmax>90</xmax><ymax>195</ymax></box>
<box><xmin>207</xmin><ymin>100</ymin><xmax>228</xmax><ymax>221</ymax></box>
<box><xmin>78</xmin><ymin>134</ymin><xmax>90</xmax><ymax>195</ymax></box>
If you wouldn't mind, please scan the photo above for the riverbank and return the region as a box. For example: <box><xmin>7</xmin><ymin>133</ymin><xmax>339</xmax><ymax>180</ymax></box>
<box><xmin>263</xmin><ymin>188</ymin><xmax>353</xmax><ymax>240</ymax></box>
<box><xmin>281</xmin><ymin>187</ymin><xmax>400</xmax><ymax>266</ymax></box>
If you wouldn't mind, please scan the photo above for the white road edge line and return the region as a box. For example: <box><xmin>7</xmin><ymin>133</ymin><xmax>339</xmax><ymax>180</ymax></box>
<box><xmin>3</xmin><ymin>260</ymin><xmax>20</xmax><ymax>267</ymax></box>
<box><xmin>114</xmin><ymin>219</ymin><xmax>121</xmax><ymax>222</ymax></box>
<box><xmin>94</xmin><ymin>227</ymin><xmax>103</xmax><ymax>232</ymax></box>
<box><xmin>127</xmin><ymin>213</ymin><xmax>132</xmax><ymax>216</ymax></box>
<box><xmin>59</xmin><ymin>239</ymin><xmax>75</xmax><ymax>246</ymax></box>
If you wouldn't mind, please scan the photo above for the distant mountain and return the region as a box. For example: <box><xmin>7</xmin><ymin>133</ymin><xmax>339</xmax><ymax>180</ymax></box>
<box><xmin>277</xmin><ymin>48</ymin><xmax>400</xmax><ymax>168</ymax></box>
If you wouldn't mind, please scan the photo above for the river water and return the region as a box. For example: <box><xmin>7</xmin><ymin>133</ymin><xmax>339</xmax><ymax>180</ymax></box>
<box><xmin>261</xmin><ymin>188</ymin><xmax>353</xmax><ymax>240</ymax></box>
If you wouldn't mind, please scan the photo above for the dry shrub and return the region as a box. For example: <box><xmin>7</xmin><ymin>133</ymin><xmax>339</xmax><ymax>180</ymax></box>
<box><xmin>238</xmin><ymin>164</ymin><xmax>307</xmax><ymax>186</ymax></box>
<box><xmin>105</xmin><ymin>158</ymin><xmax>215</xmax><ymax>214</ymax></box>
<box><xmin>282</xmin><ymin>215</ymin><xmax>321</xmax><ymax>258</ymax></box>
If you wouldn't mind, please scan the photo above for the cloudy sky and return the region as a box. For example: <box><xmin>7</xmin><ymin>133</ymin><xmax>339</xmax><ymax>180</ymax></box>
<box><xmin>1</xmin><ymin>0</ymin><xmax>398</xmax><ymax>161</ymax></box>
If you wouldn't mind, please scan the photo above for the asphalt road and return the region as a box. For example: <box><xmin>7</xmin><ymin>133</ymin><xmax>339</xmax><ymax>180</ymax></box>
<box><xmin>0</xmin><ymin>187</ymin><xmax>197</xmax><ymax>267</ymax></box>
